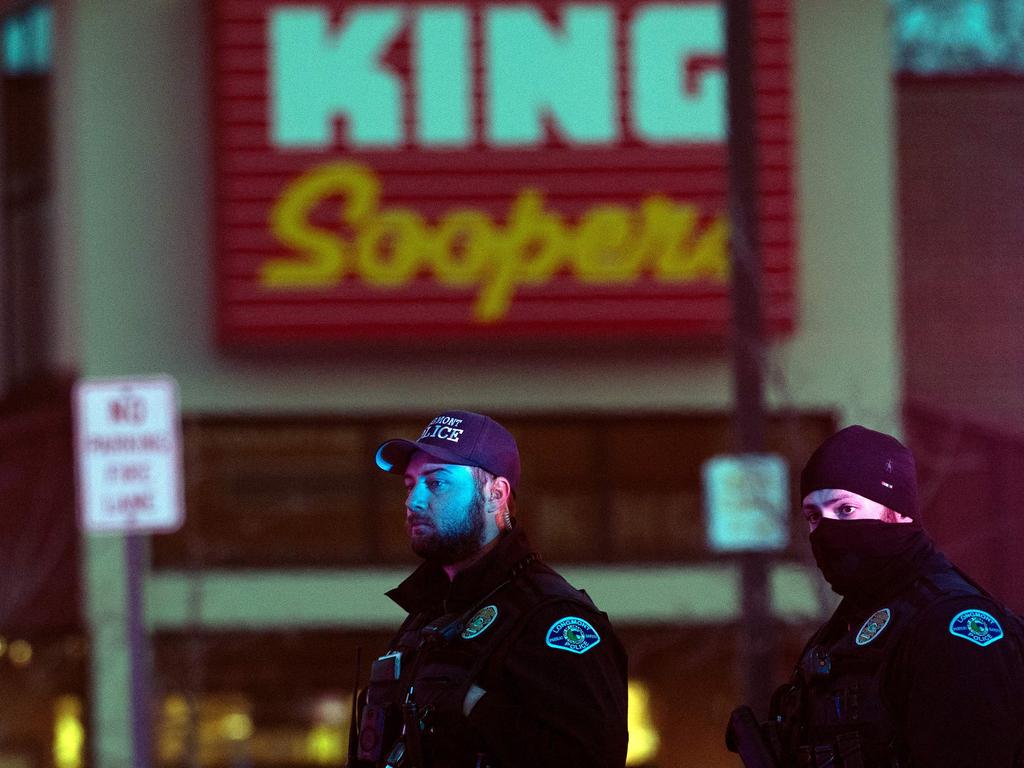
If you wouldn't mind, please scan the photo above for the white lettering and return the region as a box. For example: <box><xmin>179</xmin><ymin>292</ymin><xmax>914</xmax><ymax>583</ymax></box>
<box><xmin>270</xmin><ymin>7</ymin><xmax>404</xmax><ymax>147</ymax></box>
<box><xmin>630</xmin><ymin>4</ymin><xmax>725</xmax><ymax>143</ymax></box>
<box><xmin>415</xmin><ymin>8</ymin><xmax>472</xmax><ymax>146</ymax></box>
<box><xmin>434</xmin><ymin>427</ymin><xmax>464</xmax><ymax>442</ymax></box>
<box><xmin>266</xmin><ymin>3</ymin><xmax>725</xmax><ymax>149</ymax></box>
<box><xmin>419</xmin><ymin>418</ymin><xmax>466</xmax><ymax>442</ymax></box>
<box><xmin>486</xmin><ymin>6</ymin><xmax>617</xmax><ymax>145</ymax></box>
<box><xmin>429</xmin><ymin>416</ymin><xmax>464</xmax><ymax>427</ymax></box>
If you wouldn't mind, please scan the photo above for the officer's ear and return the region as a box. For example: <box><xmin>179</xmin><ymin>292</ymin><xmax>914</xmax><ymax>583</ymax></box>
<box><xmin>487</xmin><ymin>476</ymin><xmax>513</xmax><ymax>529</ymax></box>
<box><xmin>487</xmin><ymin>476</ymin><xmax>511</xmax><ymax>508</ymax></box>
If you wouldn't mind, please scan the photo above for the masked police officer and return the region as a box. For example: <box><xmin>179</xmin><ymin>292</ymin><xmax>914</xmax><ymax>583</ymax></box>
<box><xmin>733</xmin><ymin>425</ymin><xmax>1024</xmax><ymax>767</ymax></box>
<box><xmin>351</xmin><ymin>410</ymin><xmax>628</xmax><ymax>768</ymax></box>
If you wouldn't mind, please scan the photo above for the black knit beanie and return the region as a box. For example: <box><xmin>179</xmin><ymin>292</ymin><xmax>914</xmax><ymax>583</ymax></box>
<box><xmin>800</xmin><ymin>425</ymin><xmax>919</xmax><ymax>520</ymax></box>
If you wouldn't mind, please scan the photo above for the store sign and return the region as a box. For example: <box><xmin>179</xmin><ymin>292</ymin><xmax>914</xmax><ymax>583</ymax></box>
<box><xmin>213</xmin><ymin>0</ymin><xmax>794</xmax><ymax>343</ymax></box>
<box><xmin>73</xmin><ymin>377</ymin><xmax>185</xmax><ymax>534</ymax></box>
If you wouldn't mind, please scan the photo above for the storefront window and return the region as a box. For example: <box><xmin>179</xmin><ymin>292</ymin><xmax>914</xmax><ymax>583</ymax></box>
<box><xmin>150</xmin><ymin>623</ymin><xmax>812</xmax><ymax>768</ymax></box>
<box><xmin>155</xmin><ymin>413</ymin><xmax>833</xmax><ymax>568</ymax></box>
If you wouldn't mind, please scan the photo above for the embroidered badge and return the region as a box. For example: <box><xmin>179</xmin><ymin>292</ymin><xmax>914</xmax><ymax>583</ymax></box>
<box><xmin>855</xmin><ymin>608</ymin><xmax>892</xmax><ymax>646</ymax></box>
<box><xmin>949</xmin><ymin>609</ymin><xmax>1004</xmax><ymax>647</ymax></box>
<box><xmin>461</xmin><ymin>605</ymin><xmax>499</xmax><ymax>640</ymax></box>
<box><xmin>546</xmin><ymin>616</ymin><xmax>601</xmax><ymax>654</ymax></box>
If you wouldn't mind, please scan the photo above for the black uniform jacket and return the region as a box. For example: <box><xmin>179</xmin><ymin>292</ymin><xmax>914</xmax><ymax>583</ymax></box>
<box><xmin>795</xmin><ymin>549</ymin><xmax>1024</xmax><ymax>767</ymax></box>
<box><xmin>383</xmin><ymin>526</ymin><xmax>629</xmax><ymax>768</ymax></box>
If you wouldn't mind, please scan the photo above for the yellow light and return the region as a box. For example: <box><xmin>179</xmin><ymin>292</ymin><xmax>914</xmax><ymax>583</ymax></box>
<box><xmin>163</xmin><ymin>694</ymin><xmax>190</xmax><ymax>721</ymax></box>
<box><xmin>626</xmin><ymin>680</ymin><xmax>660</xmax><ymax>766</ymax></box>
<box><xmin>158</xmin><ymin>694</ymin><xmax>191</xmax><ymax>763</ymax></box>
<box><xmin>222</xmin><ymin>712</ymin><xmax>254</xmax><ymax>742</ymax></box>
<box><xmin>54</xmin><ymin>695</ymin><xmax>85</xmax><ymax>768</ymax></box>
<box><xmin>9</xmin><ymin>639</ymin><xmax>33</xmax><ymax>666</ymax></box>
<box><xmin>306</xmin><ymin>723</ymin><xmax>344</xmax><ymax>764</ymax></box>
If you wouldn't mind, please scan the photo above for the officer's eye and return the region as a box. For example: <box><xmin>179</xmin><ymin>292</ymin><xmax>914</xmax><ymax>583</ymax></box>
<box><xmin>836</xmin><ymin>504</ymin><xmax>857</xmax><ymax>518</ymax></box>
<box><xmin>803</xmin><ymin>509</ymin><xmax>820</xmax><ymax>524</ymax></box>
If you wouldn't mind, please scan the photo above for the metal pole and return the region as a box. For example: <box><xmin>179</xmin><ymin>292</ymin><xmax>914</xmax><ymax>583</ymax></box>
<box><xmin>725</xmin><ymin>0</ymin><xmax>776</xmax><ymax>714</ymax></box>
<box><xmin>125</xmin><ymin>533</ymin><xmax>153</xmax><ymax>768</ymax></box>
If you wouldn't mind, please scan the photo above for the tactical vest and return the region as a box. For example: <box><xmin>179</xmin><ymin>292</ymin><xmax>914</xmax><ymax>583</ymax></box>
<box><xmin>777</xmin><ymin>569</ymin><xmax>986</xmax><ymax>768</ymax></box>
<box><xmin>354</xmin><ymin>558</ymin><xmax>598</xmax><ymax>768</ymax></box>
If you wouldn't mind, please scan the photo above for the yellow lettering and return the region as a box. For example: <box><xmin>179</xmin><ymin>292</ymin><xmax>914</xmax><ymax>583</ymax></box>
<box><xmin>263</xmin><ymin>163</ymin><xmax>730</xmax><ymax>321</ymax></box>
<box><xmin>573</xmin><ymin>204</ymin><xmax>642</xmax><ymax>283</ymax></box>
<box><xmin>477</xmin><ymin>190</ymin><xmax>566</xmax><ymax>323</ymax></box>
<box><xmin>649</xmin><ymin>200</ymin><xmax>730</xmax><ymax>281</ymax></box>
<box><xmin>429</xmin><ymin>210</ymin><xmax>492</xmax><ymax>286</ymax></box>
<box><xmin>634</xmin><ymin>196</ymin><xmax>691</xmax><ymax>275</ymax></box>
<box><xmin>689</xmin><ymin>216</ymin><xmax>730</xmax><ymax>281</ymax></box>
<box><xmin>263</xmin><ymin>163</ymin><xmax>378</xmax><ymax>287</ymax></box>
<box><xmin>356</xmin><ymin>210</ymin><xmax>425</xmax><ymax>287</ymax></box>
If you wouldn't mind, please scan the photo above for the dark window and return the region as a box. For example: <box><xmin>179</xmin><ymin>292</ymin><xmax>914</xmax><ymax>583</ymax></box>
<box><xmin>154</xmin><ymin>412</ymin><xmax>834</xmax><ymax>569</ymax></box>
<box><xmin>1</xmin><ymin>2</ymin><xmax>53</xmax><ymax>398</ymax></box>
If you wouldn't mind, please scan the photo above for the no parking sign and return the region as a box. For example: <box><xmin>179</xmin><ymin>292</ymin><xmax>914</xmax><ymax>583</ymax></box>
<box><xmin>73</xmin><ymin>376</ymin><xmax>185</xmax><ymax>534</ymax></box>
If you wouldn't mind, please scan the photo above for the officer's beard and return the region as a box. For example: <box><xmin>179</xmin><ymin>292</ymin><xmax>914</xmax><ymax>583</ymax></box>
<box><xmin>809</xmin><ymin>518</ymin><xmax>934</xmax><ymax>603</ymax></box>
<box><xmin>410</xmin><ymin>491</ymin><xmax>488</xmax><ymax>566</ymax></box>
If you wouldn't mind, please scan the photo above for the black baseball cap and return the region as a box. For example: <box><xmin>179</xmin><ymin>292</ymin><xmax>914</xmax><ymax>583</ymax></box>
<box><xmin>375</xmin><ymin>410</ymin><xmax>521</xmax><ymax>490</ymax></box>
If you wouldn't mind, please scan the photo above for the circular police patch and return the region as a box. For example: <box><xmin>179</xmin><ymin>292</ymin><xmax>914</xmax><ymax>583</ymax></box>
<box><xmin>949</xmin><ymin>609</ymin><xmax>1004</xmax><ymax>647</ymax></box>
<box><xmin>855</xmin><ymin>607</ymin><xmax>892</xmax><ymax>646</ymax></box>
<box><xmin>461</xmin><ymin>605</ymin><xmax>498</xmax><ymax>640</ymax></box>
<box><xmin>545</xmin><ymin>616</ymin><xmax>601</xmax><ymax>655</ymax></box>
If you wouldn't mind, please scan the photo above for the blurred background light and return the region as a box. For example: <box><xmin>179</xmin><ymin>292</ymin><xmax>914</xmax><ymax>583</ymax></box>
<box><xmin>8</xmin><ymin>639</ymin><xmax>33</xmax><ymax>667</ymax></box>
<box><xmin>53</xmin><ymin>695</ymin><xmax>85</xmax><ymax>768</ymax></box>
<box><xmin>626</xmin><ymin>680</ymin><xmax>660</xmax><ymax>766</ymax></box>
<box><xmin>221</xmin><ymin>711</ymin><xmax>254</xmax><ymax>742</ymax></box>
<box><xmin>305</xmin><ymin>723</ymin><xmax>345</xmax><ymax>765</ymax></box>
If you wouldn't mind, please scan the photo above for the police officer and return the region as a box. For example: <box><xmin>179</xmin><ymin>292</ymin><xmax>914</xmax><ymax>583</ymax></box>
<box><xmin>351</xmin><ymin>410</ymin><xmax>628</xmax><ymax>768</ymax></box>
<box><xmin>758</xmin><ymin>425</ymin><xmax>1024</xmax><ymax>767</ymax></box>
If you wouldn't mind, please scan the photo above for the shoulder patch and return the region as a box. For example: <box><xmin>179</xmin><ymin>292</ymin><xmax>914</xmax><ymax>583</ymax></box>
<box><xmin>855</xmin><ymin>608</ymin><xmax>892</xmax><ymax>646</ymax></box>
<box><xmin>949</xmin><ymin>609</ymin><xmax>1004</xmax><ymax>647</ymax></box>
<box><xmin>461</xmin><ymin>605</ymin><xmax>499</xmax><ymax>640</ymax></box>
<box><xmin>546</xmin><ymin>616</ymin><xmax>601</xmax><ymax>654</ymax></box>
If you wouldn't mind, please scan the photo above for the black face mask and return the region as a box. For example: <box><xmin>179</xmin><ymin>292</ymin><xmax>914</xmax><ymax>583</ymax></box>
<box><xmin>809</xmin><ymin>518</ymin><xmax>932</xmax><ymax>602</ymax></box>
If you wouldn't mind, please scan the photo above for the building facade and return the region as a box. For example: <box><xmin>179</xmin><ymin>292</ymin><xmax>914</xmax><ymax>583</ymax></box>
<box><xmin>0</xmin><ymin>1</ymin><xmax>917</xmax><ymax>766</ymax></box>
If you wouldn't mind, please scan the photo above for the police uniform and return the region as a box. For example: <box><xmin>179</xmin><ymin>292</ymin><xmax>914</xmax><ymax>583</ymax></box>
<box><xmin>776</xmin><ymin>548</ymin><xmax>1024</xmax><ymax>767</ymax></box>
<box><xmin>759</xmin><ymin>425</ymin><xmax>1024</xmax><ymax>768</ymax></box>
<box><xmin>356</xmin><ymin>525</ymin><xmax>629</xmax><ymax>768</ymax></box>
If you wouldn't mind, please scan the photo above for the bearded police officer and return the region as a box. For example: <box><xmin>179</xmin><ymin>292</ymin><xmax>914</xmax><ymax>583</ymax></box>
<box><xmin>730</xmin><ymin>425</ymin><xmax>1024</xmax><ymax>767</ymax></box>
<box><xmin>351</xmin><ymin>410</ymin><xmax>628</xmax><ymax>768</ymax></box>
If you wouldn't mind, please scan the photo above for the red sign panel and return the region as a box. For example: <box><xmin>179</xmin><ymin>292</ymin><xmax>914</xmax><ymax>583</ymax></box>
<box><xmin>212</xmin><ymin>0</ymin><xmax>795</xmax><ymax>344</ymax></box>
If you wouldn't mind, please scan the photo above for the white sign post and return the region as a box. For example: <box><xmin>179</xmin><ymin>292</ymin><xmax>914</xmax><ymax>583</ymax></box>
<box><xmin>74</xmin><ymin>375</ymin><xmax>184</xmax><ymax>534</ymax></box>
<box><xmin>73</xmin><ymin>375</ymin><xmax>185</xmax><ymax>768</ymax></box>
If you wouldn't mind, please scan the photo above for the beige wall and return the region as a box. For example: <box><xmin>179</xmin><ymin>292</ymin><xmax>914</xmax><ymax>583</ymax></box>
<box><xmin>57</xmin><ymin>0</ymin><xmax>899</xmax><ymax>432</ymax></box>
<box><xmin>783</xmin><ymin>0</ymin><xmax>900</xmax><ymax>433</ymax></box>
